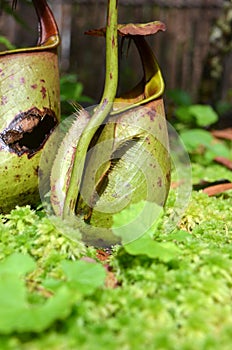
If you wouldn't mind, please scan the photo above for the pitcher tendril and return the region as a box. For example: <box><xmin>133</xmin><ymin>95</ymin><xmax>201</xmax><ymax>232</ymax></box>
<box><xmin>63</xmin><ymin>0</ymin><xmax>118</xmax><ymax>218</ymax></box>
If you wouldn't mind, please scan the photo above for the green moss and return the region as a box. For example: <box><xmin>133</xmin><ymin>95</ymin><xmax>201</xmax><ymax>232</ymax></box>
<box><xmin>0</xmin><ymin>163</ymin><xmax>232</xmax><ymax>349</ymax></box>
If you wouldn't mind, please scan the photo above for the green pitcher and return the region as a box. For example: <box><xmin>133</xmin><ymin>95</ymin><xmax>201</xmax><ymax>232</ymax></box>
<box><xmin>0</xmin><ymin>0</ymin><xmax>60</xmax><ymax>213</ymax></box>
<box><xmin>47</xmin><ymin>21</ymin><xmax>171</xmax><ymax>247</ymax></box>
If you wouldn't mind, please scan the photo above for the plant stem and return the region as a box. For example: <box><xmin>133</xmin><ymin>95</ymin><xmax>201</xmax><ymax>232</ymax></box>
<box><xmin>63</xmin><ymin>0</ymin><xmax>118</xmax><ymax>218</ymax></box>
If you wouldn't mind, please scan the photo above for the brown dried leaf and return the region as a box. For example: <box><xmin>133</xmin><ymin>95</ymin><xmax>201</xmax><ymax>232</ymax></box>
<box><xmin>214</xmin><ymin>156</ymin><xmax>232</xmax><ymax>170</ymax></box>
<box><xmin>203</xmin><ymin>183</ymin><xmax>232</xmax><ymax>196</ymax></box>
<box><xmin>211</xmin><ymin>128</ymin><xmax>232</xmax><ymax>140</ymax></box>
<box><xmin>118</xmin><ymin>21</ymin><xmax>166</xmax><ymax>36</ymax></box>
<box><xmin>85</xmin><ymin>21</ymin><xmax>166</xmax><ymax>37</ymax></box>
<box><xmin>96</xmin><ymin>249</ymin><xmax>111</xmax><ymax>262</ymax></box>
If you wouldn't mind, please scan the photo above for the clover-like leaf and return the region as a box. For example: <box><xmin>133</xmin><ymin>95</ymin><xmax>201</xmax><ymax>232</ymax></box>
<box><xmin>0</xmin><ymin>252</ymin><xmax>36</xmax><ymax>276</ymax></box>
<box><xmin>124</xmin><ymin>236</ymin><xmax>180</xmax><ymax>262</ymax></box>
<box><xmin>188</xmin><ymin>105</ymin><xmax>218</xmax><ymax>127</ymax></box>
<box><xmin>0</xmin><ymin>254</ymin><xmax>73</xmax><ymax>334</ymax></box>
<box><xmin>61</xmin><ymin>259</ymin><xmax>106</xmax><ymax>295</ymax></box>
<box><xmin>180</xmin><ymin>129</ymin><xmax>214</xmax><ymax>152</ymax></box>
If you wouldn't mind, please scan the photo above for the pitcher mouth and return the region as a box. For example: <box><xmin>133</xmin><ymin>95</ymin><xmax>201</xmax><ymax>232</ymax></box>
<box><xmin>0</xmin><ymin>0</ymin><xmax>60</xmax><ymax>57</ymax></box>
<box><xmin>0</xmin><ymin>107</ymin><xmax>58</xmax><ymax>158</ymax></box>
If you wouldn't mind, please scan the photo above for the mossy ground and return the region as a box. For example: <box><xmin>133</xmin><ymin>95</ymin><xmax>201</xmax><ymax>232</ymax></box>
<box><xmin>0</xmin><ymin>162</ymin><xmax>231</xmax><ymax>350</ymax></box>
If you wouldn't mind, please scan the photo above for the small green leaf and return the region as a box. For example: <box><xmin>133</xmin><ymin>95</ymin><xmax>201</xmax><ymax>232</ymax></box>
<box><xmin>0</xmin><ymin>252</ymin><xmax>36</xmax><ymax>276</ymax></box>
<box><xmin>61</xmin><ymin>260</ymin><xmax>106</xmax><ymax>294</ymax></box>
<box><xmin>18</xmin><ymin>286</ymin><xmax>73</xmax><ymax>333</ymax></box>
<box><xmin>188</xmin><ymin>105</ymin><xmax>218</xmax><ymax>127</ymax></box>
<box><xmin>175</xmin><ymin>106</ymin><xmax>194</xmax><ymax>123</ymax></box>
<box><xmin>124</xmin><ymin>236</ymin><xmax>180</xmax><ymax>262</ymax></box>
<box><xmin>0</xmin><ymin>254</ymin><xmax>73</xmax><ymax>334</ymax></box>
<box><xmin>175</xmin><ymin>105</ymin><xmax>218</xmax><ymax>127</ymax></box>
<box><xmin>167</xmin><ymin>89</ymin><xmax>192</xmax><ymax>106</ymax></box>
<box><xmin>165</xmin><ymin>230</ymin><xmax>192</xmax><ymax>242</ymax></box>
<box><xmin>180</xmin><ymin>129</ymin><xmax>213</xmax><ymax>152</ymax></box>
<box><xmin>207</xmin><ymin>142</ymin><xmax>231</xmax><ymax>159</ymax></box>
<box><xmin>215</xmin><ymin>101</ymin><xmax>232</xmax><ymax>116</ymax></box>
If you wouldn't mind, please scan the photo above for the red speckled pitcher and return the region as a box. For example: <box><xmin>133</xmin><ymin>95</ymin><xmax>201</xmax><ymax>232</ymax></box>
<box><xmin>0</xmin><ymin>0</ymin><xmax>60</xmax><ymax>213</ymax></box>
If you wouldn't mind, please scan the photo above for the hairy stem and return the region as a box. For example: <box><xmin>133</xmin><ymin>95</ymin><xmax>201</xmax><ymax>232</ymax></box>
<box><xmin>63</xmin><ymin>0</ymin><xmax>118</xmax><ymax>218</ymax></box>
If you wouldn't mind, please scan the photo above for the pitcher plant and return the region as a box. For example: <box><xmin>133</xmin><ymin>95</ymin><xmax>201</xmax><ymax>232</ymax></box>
<box><xmin>0</xmin><ymin>0</ymin><xmax>60</xmax><ymax>213</ymax></box>
<box><xmin>40</xmin><ymin>0</ymin><xmax>171</xmax><ymax>247</ymax></box>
